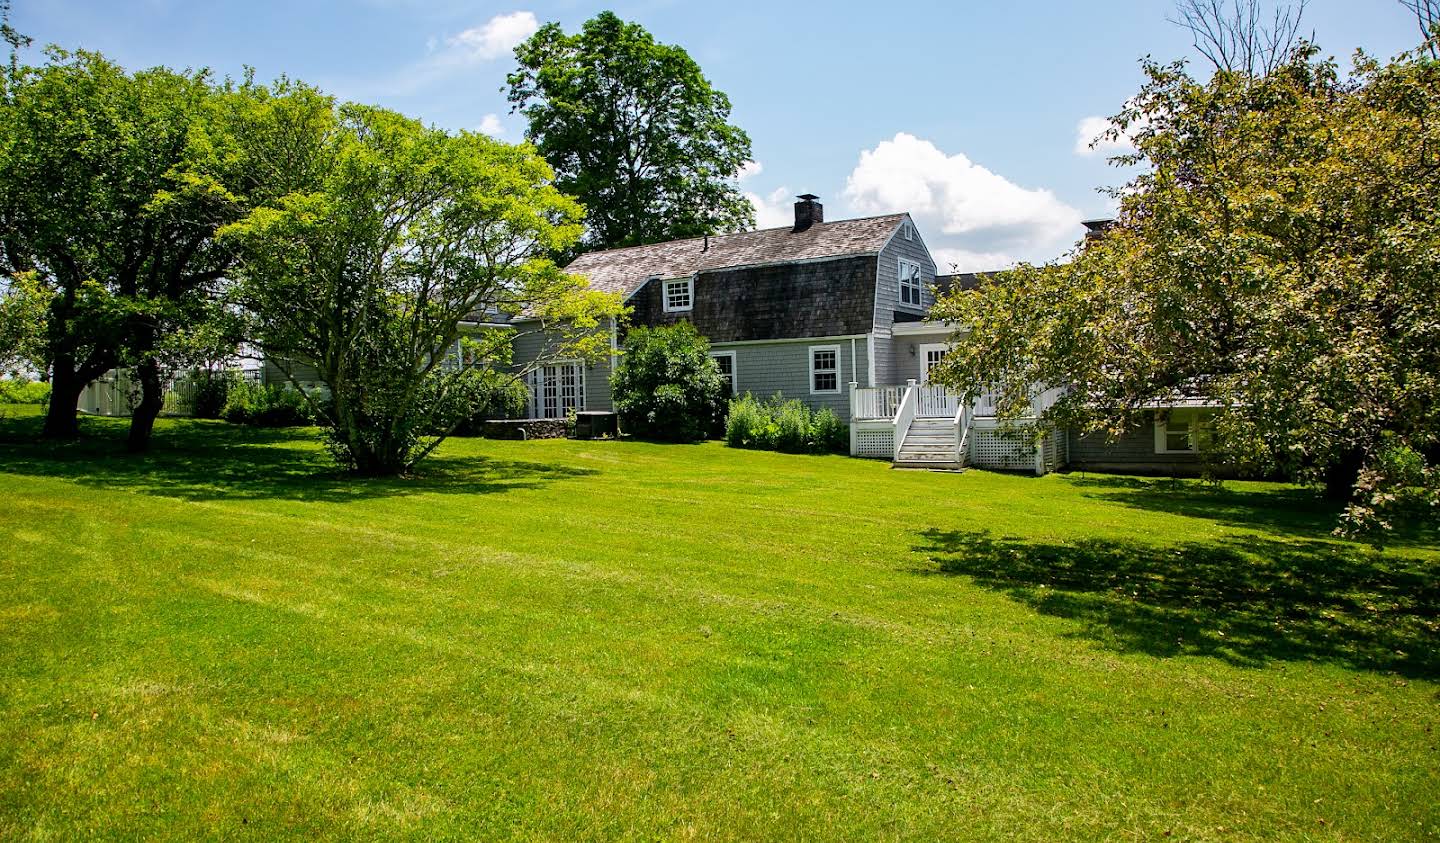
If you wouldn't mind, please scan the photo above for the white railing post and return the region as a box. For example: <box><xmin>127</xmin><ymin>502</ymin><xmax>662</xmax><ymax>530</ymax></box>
<box><xmin>951</xmin><ymin>398</ymin><xmax>968</xmax><ymax>465</ymax></box>
<box><xmin>848</xmin><ymin>381</ymin><xmax>859</xmax><ymax>456</ymax></box>
<box><xmin>893</xmin><ymin>379</ymin><xmax>918</xmax><ymax>462</ymax></box>
<box><xmin>1034</xmin><ymin>438</ymin><xmax>1046</xmax><ymax>476</ymax></box>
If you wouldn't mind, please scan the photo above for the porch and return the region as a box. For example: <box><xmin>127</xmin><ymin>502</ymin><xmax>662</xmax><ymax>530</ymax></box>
<box><xmin>848</xmin><ymin>381</ymin><xmax>1066</xmax><ymax>474</ymax></box>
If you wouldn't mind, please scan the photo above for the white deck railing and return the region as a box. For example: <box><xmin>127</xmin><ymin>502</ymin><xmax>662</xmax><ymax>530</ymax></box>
<box><xmin>851</xmin><ymin>385</ymin><xmax>904</xmax><ymax>420</ymax></box>
<box><xmin>914</xmin><ymin>384</ymin><xmax>962</xmax><ymax>418</ymax></box>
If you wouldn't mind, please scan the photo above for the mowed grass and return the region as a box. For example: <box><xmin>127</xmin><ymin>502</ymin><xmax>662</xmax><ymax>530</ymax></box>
<box><xmin>0</xmin><ymin>407</ymin><xmax>1437</xmax><ymax>840</ymax></box>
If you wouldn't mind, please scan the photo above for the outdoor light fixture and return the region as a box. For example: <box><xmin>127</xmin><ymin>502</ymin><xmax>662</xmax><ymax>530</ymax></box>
<box><xmin>908</xmin><ymin>344</ymin><xmax>916</xmax><ymax>357</ymax></box>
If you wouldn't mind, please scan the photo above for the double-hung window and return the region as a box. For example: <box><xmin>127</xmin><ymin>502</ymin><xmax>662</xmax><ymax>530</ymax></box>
<box><xmin>663</xmin><ymin>277</ymin><xmax>694</xmax><ymax>312</ymax></box>
<box><xmin>898</xmin><ymin>259</ymin><xmax>923</xmax><ymax>307</ymax></box>
<box><xmin>710</xmin><ymin>351</ymin><xmax>737</xmax><ymax>398</ymax></box>
<box><xmin>809</xmin><ymin>345</ymin><xmax>840</xmax><ymax>394</ymax></box>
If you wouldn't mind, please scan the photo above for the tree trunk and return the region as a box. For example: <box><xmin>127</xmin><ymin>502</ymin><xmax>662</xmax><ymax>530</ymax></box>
<box><xmin>42</xmin><ymin>363</ymin><xmax>84</xmax><ymax>439</ymax></box>
<box><xmin>126</xmin><ymin>357</ymin><xmax>164</xmax><ymax>453</ymax></box>
<box><xmin>1322</xmin><ymin>448</ymin><xmax>1365</xmax><ymax>503</ymax></box>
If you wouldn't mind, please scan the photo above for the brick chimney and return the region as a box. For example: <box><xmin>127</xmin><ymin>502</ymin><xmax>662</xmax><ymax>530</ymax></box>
<box><xmin>1082</xmin><ymin>218</ymin><xmax>1115</xmax><ymax>241</ymax></box>
<box><xmin>793</xmin><ymin>194</ymin><xmax>823</xmax><ymax>232</ymax></box>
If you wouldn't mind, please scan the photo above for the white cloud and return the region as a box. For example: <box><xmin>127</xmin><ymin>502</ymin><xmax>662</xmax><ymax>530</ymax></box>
<box><xmin>477</xmin><ymin>113</ymin><xmax>507</xmax><ymax>137</ymax></box>
<box><xmin>1074</xmin><ymin>109</ymin><xmax>1149</xmax><ymax>158</ymax></box>
<box><xmin>445</xmin><ymin>11</ymin><xmax>538</xmax><ymax>61</ymax></box>
<box><xmin>842</xmin><ymin>132</ymin><xmax>1082</xmax><ymax>270</ymax></box>
<box><xmin>737</xmin><ymin>160</ymin><xmax>764</xmax><ymax>181</ymax></box>
<box><xmin>745</xmin><ymin>186</ymin><xmax>794</xmax><ymax>230</ymax></box>
<box><xmin>379</xmin><ymin>11</ymin><xmax>537</xmax><ymax>95</ymax></box>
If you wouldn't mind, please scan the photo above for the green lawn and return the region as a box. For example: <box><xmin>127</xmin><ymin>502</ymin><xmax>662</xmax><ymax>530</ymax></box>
<box><xmin>1</xmin><ymin>408</ymin><xmax>1437</xmax><ymax>840</ymax></box>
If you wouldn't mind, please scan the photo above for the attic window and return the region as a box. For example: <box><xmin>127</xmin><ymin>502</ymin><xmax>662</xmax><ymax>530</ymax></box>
<box><xmin>902</xmin><ymin>222</ymin><xmax>913</xmax><ymax>241</ymax></box>
<box><xmin>898</xmin><ymin>259</ymin><xmax>923</xmax><ymax>307</ymax></box>
<box><xmin>663</xmin><ymin>277</ymin><xmax>693</xmax><ymax>313</ymax></box>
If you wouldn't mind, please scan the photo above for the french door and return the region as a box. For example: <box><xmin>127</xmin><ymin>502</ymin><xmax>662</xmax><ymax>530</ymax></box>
<box><xmin>532</xmin><ymin>363</ymin><xmax>585</xmax><ymax>418</ymax></box>
<box><xmin>918</xmin><ymin>343</ymin><xmax>948</xmax><ymax>383</ymax></box>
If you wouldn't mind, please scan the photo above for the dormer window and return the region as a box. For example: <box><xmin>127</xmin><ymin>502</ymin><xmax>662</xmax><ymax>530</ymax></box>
<box><xmin>663</xmin><ymin>277</ymin><xmax>694</xmax><ymax>313</ymax></box>
<box><xmin>898</xmin><ymin>259</ymin><xmax>923</xmax><ymax>307</ymax></box>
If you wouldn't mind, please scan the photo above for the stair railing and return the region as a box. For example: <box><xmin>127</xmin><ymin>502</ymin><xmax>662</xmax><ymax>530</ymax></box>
<box><xmin>892</xmin><ymin>379</ymin><xmax>918</xmax><ymax>462</ymax></box>
<box><xmin>952</xmin><ymin>397</ymin><xmax>970</xmax><ymax>466</ymax></box>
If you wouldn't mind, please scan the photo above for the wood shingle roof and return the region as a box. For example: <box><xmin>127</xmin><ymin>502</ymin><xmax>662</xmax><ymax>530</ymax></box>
<box><xmin>563</xmin><ymin>213</ymin><xmax>907</xmax><ymax>297</ymax></box>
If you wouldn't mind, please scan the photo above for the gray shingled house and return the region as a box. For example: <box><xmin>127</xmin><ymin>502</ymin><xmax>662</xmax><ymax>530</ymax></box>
<box><xmin>499</xmin><ymin>194</ymin><xmax>944</xmax><ymax>420</ymax></box>
<box><xmin>491</xmin><ymin>194</ymin><xmax>1216</xmax><ymax>476</ymax></box>
<box><xmin>258</xmin><ymin>194</ymin><xmax>1214</xmax><ymax>476</ymax></box>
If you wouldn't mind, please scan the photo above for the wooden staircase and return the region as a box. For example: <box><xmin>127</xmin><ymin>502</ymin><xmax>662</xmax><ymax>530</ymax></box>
<box><xmin>893</xmin><ymin>418</ymin><xmax>966</xmax><ymax>471</ymax></box>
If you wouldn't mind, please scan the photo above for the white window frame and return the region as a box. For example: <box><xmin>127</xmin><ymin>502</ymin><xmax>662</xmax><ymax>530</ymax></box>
<box><xmin>530</xmin><ymin>361</ymin><xmax>586</xmax><ymax>419</ymax></box>
<box><xmin>918</xmin><ymin>342</ymin><xmax>948</xmax><ymax>383</ymax></box>
<box><xmin>1153</xmin><ymin>409</ymin><xmax>1202</xmax><ymax>454</ymax></box>
<box><xmin>709</xmin><ymin>350</ymin><xmax>737</xmax><ymax>397</ymax></box>
<box><xmin>662</xmin><ymin>276</ymin><xmax>694</xmax><ymax>313</ymax></box>
<box><xmin>898</xmin><ymin>258</ymin><xmax>923</xmax><ymax>307</ymax></box>
<box><xmin>809</xmin><ymin>344</ymin><xmax>841</xmax><ymax>395</ymax></box>
<box><xmin>902</xmin><ymin>221</ymin><xmax>913</xmax><ymax>241</ymax></box>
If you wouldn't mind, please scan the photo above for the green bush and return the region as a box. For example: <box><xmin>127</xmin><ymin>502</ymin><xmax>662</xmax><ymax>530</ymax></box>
<box><xmin>611</xmin><ymin>322</ymin><xmax>725</xmax><ymax>442</ymax></box>
<box><xmin>190</xmin><ymin>370</ymin><xmax>241</xmax><ymax>419</ymax></box>
<box><xmin>167</xmin><ymin>369</ymin><xmax>241</xmax><ymax>419</ymax></box>
<box><xmin>724</xmin><ymin>393</ymin><xmax>848</xmax><ymax>455</ymax></box>
<box><xmin>221</xmin><ymin>382</ymin><xmax>316</xmax><ymax>427</ymax></box>
<box><xmin>0</xmin><ymin>377</ymin><xmax>50</xmax><ymax>404</ymax></box>
<box><xmin>449</xmin><ymin>371</ymin><xmax>532</xmax><ymax>436</ymax></box>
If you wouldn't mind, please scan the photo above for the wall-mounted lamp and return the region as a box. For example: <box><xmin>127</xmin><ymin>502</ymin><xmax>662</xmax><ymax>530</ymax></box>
<box><xmin>908</xmin><ymin>343</ymin><xmax>916</xmax><ymax>357</ymax></box>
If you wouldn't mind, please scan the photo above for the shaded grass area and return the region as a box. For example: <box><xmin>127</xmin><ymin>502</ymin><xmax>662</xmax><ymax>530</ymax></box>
<box><xmin>914</xmin><ymin>529</ymin><xmax>1439</xmax><ymax>677</ymax></box>
<box><xmin>0</xmin><ymin>414</ymin><xmax>1437</xmax><ymax>841</ymax></box>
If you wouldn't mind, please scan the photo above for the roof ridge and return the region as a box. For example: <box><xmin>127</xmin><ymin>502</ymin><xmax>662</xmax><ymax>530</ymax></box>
<box><xmin>568</xmin><ymin>212</ymin><xmax>909</xmax><ymax>263</ymax></box>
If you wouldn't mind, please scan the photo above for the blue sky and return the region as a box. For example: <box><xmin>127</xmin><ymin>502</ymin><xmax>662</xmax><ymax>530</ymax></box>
<box><xmin>10</xmin><ymin>0</ymin><xmax>1422</xmax><ymax>269</ymax></box>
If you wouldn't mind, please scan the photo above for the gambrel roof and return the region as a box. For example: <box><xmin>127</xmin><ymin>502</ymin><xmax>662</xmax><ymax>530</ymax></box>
<box><xmin>563</xmin><ymin>213</ymin><xmax>908</xmax><ymax>297</ymax></box>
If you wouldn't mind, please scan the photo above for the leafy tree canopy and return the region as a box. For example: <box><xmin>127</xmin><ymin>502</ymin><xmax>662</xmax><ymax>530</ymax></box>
<box><xmin>222</xmin><ymin>102</ymin><xmax>624</xmax><ymax>475</ymax></box>
<box><xmin>0</xmin><ymin>49</ymin><xmax>261</xmax><ymax>447</ymax></box>
<box><xmin>931</xmin><ymin>45</ymin><xmax>1440</xmax><ymax>534</ymax></box>
<box><xmin>506</xmin><ymin>11</ymin><xmax>754</xmax><ymax>252</ymax></box>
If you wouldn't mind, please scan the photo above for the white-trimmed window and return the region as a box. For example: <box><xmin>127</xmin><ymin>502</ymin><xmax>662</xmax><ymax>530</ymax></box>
<box><xmin>809</xmin><ymin>345</ymin><xmax>840</xmax><ymax>394</ymax></box>
<box><xmin>1153</xmin><ymin>409</ymin><xmax>1210</xmax><ymax>454</ymax></box>
<box><xmin>663</xmin><ymin>277</ymin><xmax>694</xmax><ymax>312</ymax></box>
<box><xmin>898</xmin><ymin>258</ymin><xmax>923</xmax><ymax>307</ymax></box>
<box><xmin>902</xmin><ymin>221</ymin><xmax>914</xmax><ymax>241</ymax></box>
<box><xmin>531</xmin><ymin>363</ymin><xmax>586</xmax><ymax>418</ymax></box>
<box><xmin>710</xmin><ymin>351</ymin><xmax>737</xmax><ymax>398</ymax></box>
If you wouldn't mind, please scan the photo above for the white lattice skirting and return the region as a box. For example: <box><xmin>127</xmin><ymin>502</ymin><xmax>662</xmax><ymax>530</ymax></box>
<box><xmin>968</xmin><ymin>428</ymin><xmax>1035</xmax><ymax>471</ymax></box>
<box><xmin>855</xmin><ymin>429</ymin><xmax>895</xmax><ymax>460</ymax></box>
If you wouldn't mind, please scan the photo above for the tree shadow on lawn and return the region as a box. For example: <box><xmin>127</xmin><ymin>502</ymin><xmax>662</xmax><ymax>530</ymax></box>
<box><xmin>0</xmin><ymin>415</ymin><xmax>597</xmax><ymax>503</ymax></box>
<box><xmin>912</xmin><ymin>528</ymin><xmax>1440</xmax><ymax>679</ymax></box>
<box><xmin>1065</xmin><ymin>474</ymin><xmax>1439</xmax><ymax>548</ymax></box>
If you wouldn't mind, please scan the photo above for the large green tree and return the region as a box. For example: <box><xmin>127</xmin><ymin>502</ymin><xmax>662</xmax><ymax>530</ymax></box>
<box><xmin>505</xmin><ymin>11</ymin><xmax>754</xmax><ymax>252</ymax></box>
<box><xmin>931</xmin><ymin>45</ymin><xmax>1440</xmax><ymax>534</ymax></box>
<box><xmin>0</xmin><ymin>50</ymin><xmax>267</xmax><ymax>449</ymax></box>
<box><xmin>222</xmin><ymin>102</ymin><xmax>624</xmax><ymax>476</ymax></box>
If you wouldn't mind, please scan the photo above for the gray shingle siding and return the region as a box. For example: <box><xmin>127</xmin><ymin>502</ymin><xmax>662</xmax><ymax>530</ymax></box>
<box><xmin>871</xmin><ymin>222</ymin><xmax>938</xmax><ymax>388</ymax></box>
<box><xmin>627</xmin><ymin>255</ymin><xmax>879</xmax><ymax>342</ymax></box>
<box><xmin>1067</xmin><ymin>414</ymin><xmax>1203</xmax><ymax>473</ymax></box>
<box><xmin>501</xmin><ymin>318</ymin><xmax>616</xmax><ymax>415</ymax></box>
<box><xmin>714</xmin><ymin>337</ymin><xmax>868</xmax><ymax>417</ymax></box>
<box><xmin>260</xmin><ymin>358</ymin><xmax>321</xmax><ymax>386</ymax></box>
<box><xmin>885</xmin><ymin>326</ymin><xmax>951</xmax><ymax>385</ymax></box>
<box><xmin>875</xmin><ymin>224</ymin><xmax>938</xmax><ymax>330</ymax></box>
<box><xmin>870</xmin><ymin>329</ymin><xmax>891</xmax><ymax>389</ymax></box>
